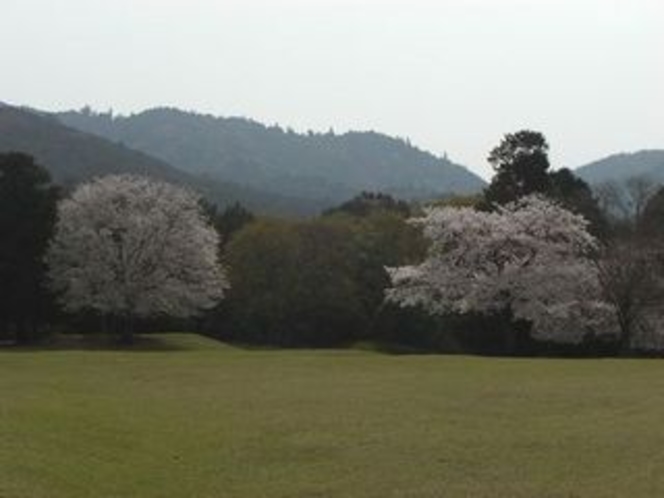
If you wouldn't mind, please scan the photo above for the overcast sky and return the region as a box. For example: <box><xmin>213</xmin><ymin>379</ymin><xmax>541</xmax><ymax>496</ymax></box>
<box><xmin>2</xmin><ymin>0</ymin><xmax>661</xmax><ymax>179</ymax></box>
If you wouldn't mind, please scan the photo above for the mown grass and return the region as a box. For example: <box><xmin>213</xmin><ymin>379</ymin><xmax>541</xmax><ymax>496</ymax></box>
<box><xmin>2</xmin><ymin>333</ymin><xmax>664</xmax><ymax>497</ymax></box>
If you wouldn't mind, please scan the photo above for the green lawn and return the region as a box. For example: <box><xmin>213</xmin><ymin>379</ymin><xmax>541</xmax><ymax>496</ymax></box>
<box><xmin>2</xmin><ymin>334</ymin><xmax>664</xmax><ymax>498</ymax></box>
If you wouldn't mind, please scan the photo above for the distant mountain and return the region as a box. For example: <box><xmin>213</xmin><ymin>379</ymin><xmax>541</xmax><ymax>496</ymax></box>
<box><xmin>0</xmin><ymin>106</ymin><xmax>192</xmax><ymax>185</ymax></box>
<box><xmin>0</xmin><ymin>106</ymin><xmax>341</xmax><ymax>215</ymax></box>
<box><xmin>575</xmin><ymin>150</ymin><xmax>664</xmax><ymax>186</ymax></box>
<box><xmin>56</xmin><ymin>108</ymin><xmax>485</xmax><ymax>205</ymax></box>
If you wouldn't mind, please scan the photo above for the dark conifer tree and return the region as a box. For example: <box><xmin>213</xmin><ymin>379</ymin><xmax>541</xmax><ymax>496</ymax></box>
<box><xmin>0</xmin><ymin>153</ymin><xmax>59</xmax><ymax>343</ymax></box>
<box><xmin>483</xmin><ymin>130</ymin><xmax>552</xmax><ymax>206</ymax></box>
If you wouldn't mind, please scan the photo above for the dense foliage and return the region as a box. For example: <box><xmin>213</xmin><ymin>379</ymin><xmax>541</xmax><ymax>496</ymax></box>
<box><xmin>213</xmin><ymin>205</ymin><xmax>425</xmax><ymax>347</ymax></box>
<box><xmin>2</xmin><ymin>123</ymin><xmax>664</xmax><ymax>355</ymax></box>
<box><xmin>387</xmin><ymin>196</ymin><xmax>616</xmax><ymax>351</ymax></box>
<box><xmin>483</xmin><ymin>130</ymin><xmax>552</xmax><ymax>205</ymax></box>
<box><xmin>47</xmin><ymin>175</ymin><xmax>227</xmax><ymax>343</ymax></box>
<box><xmin>482</xmin><ymin>130</ymin><xmax>607</xmax><ymax>236</ymax></box>
<box><xmin>0</xmin><ymin>153</ymin><xmax>59</xmax><ymax>343</ymax></box>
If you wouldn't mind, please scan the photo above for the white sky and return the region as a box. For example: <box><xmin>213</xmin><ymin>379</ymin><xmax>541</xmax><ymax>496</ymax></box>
<box><xmin>2</xmin><ymin>0</ymin><xmax>662</xmax><ymax>179</ymax></box>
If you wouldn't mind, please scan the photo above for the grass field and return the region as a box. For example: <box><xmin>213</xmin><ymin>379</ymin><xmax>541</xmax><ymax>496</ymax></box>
<box><xmin>2</xmin><ymin>333</ymin><xmax>664</xmax><ymax>497</ymax></box>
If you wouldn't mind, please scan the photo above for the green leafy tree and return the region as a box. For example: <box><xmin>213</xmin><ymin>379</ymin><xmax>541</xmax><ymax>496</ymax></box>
<box><xmin>349</xmin><ymin>211</ymin><xmax>427</xmax><ymax>330</ymax></box>
<box><xmin>223</xmin><ymin>218</ymin><xmax>365</xmax><ymax>346</ymax></box>
<box><xmin>0</xmin><ymin>153</ymin><xmax>59</xmax><ymax>343</ymax></box>
<box><xmin>216</xmin><ymin>204</ymin><xmax>426</xmax><ymax>347</ymax></box>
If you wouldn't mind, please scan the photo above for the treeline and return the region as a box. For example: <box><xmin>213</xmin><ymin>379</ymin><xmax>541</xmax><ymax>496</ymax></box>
<box><xmin>213</xmin><ymin>195</ymin><xmax>426</xmax><ymax>347</ymax></box>
<box><xmin>2</xmin><ymin>130</ymin><xmax>664</xmax><ymax>356</ymax></box>
<box><xmin>0</xmin><ymin>152</ymin><xmax>426</xmax><ymax>348</ymax></box>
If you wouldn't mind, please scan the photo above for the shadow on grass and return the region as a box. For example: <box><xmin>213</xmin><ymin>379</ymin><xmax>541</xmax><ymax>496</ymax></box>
<box><xmin>3</xmin><ymin>334</ymin><xmax>659</xmax><ymax>359</ymax></box>
<box><xmin>0</xmin><ymin>333</ymin><xmax>221</xmax><ymax>353</ymax></box>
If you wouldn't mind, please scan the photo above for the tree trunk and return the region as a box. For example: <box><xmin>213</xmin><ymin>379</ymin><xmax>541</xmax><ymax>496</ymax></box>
<box><xmin>500</xmin><ymin>307</ymin><xmax>518</xmax><ymax>356</ymax></box>
<box><xmin>615</xmin><ymin>309</ymin><xmax>634</xmax><ymax>356</ymax></box>
<box><xmin>504</xmin><ymin>326</ymin><xmax>517</xmax><ymax>356</ymax></box>
<box><xmin>118</xmin><ymin>314</ymin><xmax>135</xmax><ymax>346</ymax></box>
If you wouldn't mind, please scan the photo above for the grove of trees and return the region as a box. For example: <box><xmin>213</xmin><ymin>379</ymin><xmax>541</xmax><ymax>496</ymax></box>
<box><xmin>215</xmin><ymin>204</ymin><xmax>425</xmax><ymax>347</ymax></box>
<box><xmin>2</xmin><ymin>130</ymin><xmax>664</xmax><ymax>356</ymax></box>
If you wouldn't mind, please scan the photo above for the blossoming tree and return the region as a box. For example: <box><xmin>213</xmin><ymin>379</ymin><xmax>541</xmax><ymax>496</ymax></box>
<box><xmin>47</xmin><ymin>175</ymin><xmax>228</xmax><ymax>343</ymax></box>
<box><xmin>386</xmin><ymin>196</ymin><xmax>617</xmax><ymax>346</ymax></box>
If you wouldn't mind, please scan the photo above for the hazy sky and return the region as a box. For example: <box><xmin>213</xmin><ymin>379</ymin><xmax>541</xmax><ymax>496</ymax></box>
<box><xmin>2</xmin><ymin>0</ymin><xmax>662</xmax><ymax>179</ymax></box>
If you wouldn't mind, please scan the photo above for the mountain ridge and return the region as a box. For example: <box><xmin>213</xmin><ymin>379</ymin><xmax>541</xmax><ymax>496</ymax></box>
<box><xmin>574</xmin><ymin>150</ymin><xmax>664</xmax><ymax>185</ymax></box>
<box><xmin>8</xmin><ymin>103</ymin><xmax>661</xmax><ymax>216</ymax></box>
<box><xmin>55</xmin><ymin>107</ymin><xmax>486</xmax><ymax>205</ymax></box>
<box><xmin>0</xmin><ymin>106</ymin><xmax>327</xmax><ymax>215</ymax></box>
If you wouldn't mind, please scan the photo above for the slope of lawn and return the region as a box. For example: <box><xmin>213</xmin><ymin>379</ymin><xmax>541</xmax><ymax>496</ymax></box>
<box><xmin>2</xmin><ymin>333</ymin><xmax>664</xmax><ymax>498</ymax></box>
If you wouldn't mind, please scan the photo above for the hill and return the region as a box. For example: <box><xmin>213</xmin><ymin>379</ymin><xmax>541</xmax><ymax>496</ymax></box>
<box><xmin>0</xmin><ymin>106</ymin><xmax>195</xmax><ymax>185</ymax></box>
<box><xmin>575</xmin><ymin>150</ymin><xmax>664</xmax><ymax>185</ymax></box>
<box><xmin>56</xmin><ymin>107</ymin><xmax>485</xmax><ymax>205</ymax></box>
<box><xmin>0</xmin><ymin>106</ymin><xmax>329</xmax><ymax>215</ymax></box>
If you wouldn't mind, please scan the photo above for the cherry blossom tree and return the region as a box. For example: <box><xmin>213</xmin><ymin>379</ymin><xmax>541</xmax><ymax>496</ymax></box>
<box><xmin>47</xmin><ymin>175</ymin><xmax>228</xmax><ymax>343</ymax></box>
<box><xmin>386</xmin><ymin>196</ymin><xmax>617</xmax><ymax>347</ymax></box>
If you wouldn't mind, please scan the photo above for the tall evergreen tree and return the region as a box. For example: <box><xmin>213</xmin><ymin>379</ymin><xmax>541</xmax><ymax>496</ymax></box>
<box><xmin>482</xmin><ymin>131</ymin><xmax>606</xmax><ymax>236</ymax></box>
<box><xmin>203</xmin><ymin>201</ymin><xmax>256</xmax><ymax>250</ymax></box>
<box><xmin>0</xmin><ymin>153</ymin><xmax>59</xmax><ymax>343</ymax></box>
<box><xmin>483</xmin><ymin>130</ymin><xmax>552</xmax><ymax>206</ymax></box>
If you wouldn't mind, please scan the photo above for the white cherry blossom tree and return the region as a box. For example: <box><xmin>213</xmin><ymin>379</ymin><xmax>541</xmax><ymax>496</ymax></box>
<box><xmin>386</xmin><ymin>196</ymin><xmax>617</xmax><ymax>345</ymax></box>
<box><xmin>47</xmin><ymin>175</ymin><xmax>228</xmax><ymax>343</ymax></box>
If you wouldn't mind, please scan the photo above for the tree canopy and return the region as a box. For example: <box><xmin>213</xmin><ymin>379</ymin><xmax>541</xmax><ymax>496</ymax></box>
<box><xmin>387</xmin><ymin>196</ymin><xmax>616</xmax><ymax>348</ymax></box>
<box><xmin>482</xmin><ymin>130</ymin><xmax>606</xmax><ymax>236</ymax></box>
<box><xmin>46</xmin><ymin>175</ymin><xmax>228</xmax><ymax>343</ymax></box>
<box><xmin>483</xmin><ymin>130</ymin><xmax>552</xmax><ymax>206</ymax></box>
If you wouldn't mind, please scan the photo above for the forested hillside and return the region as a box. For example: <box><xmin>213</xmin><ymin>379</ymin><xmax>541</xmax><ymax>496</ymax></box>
<box><xmin>0</xmin><ymin>107</ymin><xmax>187</xmax><ymax>184</ymax></box>
<box><xmin>0</xmin><ymin>106</ymin><xmax>331</xmax><ymax>215</ymax></box>
<box><xmin>576</xmin><ymin>150</ymin><xmax>664</xmax><ymax>185</ymax></box>
<box><xmin>56</xmin><ymin>107</ymin><xmax>485</xmax><ymax>204</ymax></box>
